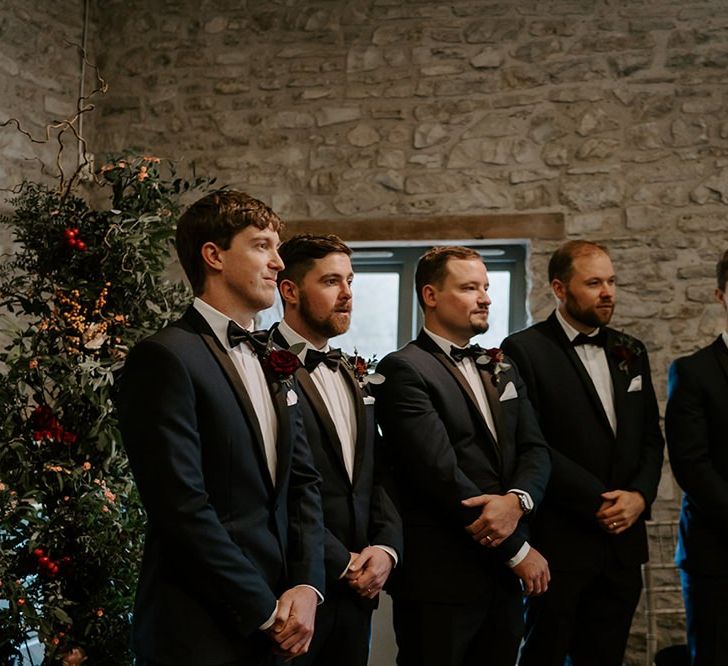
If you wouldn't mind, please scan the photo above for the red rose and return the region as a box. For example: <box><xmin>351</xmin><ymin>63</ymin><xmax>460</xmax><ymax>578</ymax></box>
<box><xmin>612</xmin><ymin>345</ymin><xmax>632</xmax><ymax>362</ymax></box>
<box><xmin>485</xmin><ymin>348</ymin><xmax>505</xmax><ymax>364</ymax></box>
<box><xmin>266</xmin><ymin>349</ymin><xmax>300</xmax><ymax>376</ymax></box>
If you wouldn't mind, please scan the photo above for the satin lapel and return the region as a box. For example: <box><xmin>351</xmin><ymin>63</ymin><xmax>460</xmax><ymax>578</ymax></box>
<box><xmin>478</xmin><ymin>370</ymin><xmax>506</xmax><ymax>454</ymax></box>
<box><xmin>272</xmin><ymin>326</ymin><xmax>351</xmax><ymax>481</ymax></box>
<box><xmin>271</xmin><ymin>381</ymin><xmax>291</xmax><ymax>493</ymax></box>
<box><xmin>416</xmin><ymin>332</ymin><xmax>501</xmax><ymax>456</ymax></box>
<box><xmin>296</xmin><ymin>368</ymin><xmax>349</xmax><ymax>479</ymax></box>
<box><xmin>183</xmin><ymin>307</ymin><xmax>273</xmax><ymax>492</ymax></box>
<box><xmin>714</xmin><ymin>337</ymin><xmax>728</xmax><ymax>385</ymax></box>
<box><xmin>604</xmin><ymin>329</ymin><xmax>629</xmax><ymax>438</ymax></box>
<box><xmin>547</xmin><ymin>314</ymin><xmax>614</xmax><ymax>438</ymax></box>
<box><xmin>341</xmin><ymin>365</ymin><xmax>367</xmax><ymax>486</ymax></box>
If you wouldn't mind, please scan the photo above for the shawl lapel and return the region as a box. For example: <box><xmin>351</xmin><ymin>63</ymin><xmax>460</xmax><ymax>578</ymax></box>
<box><xmin>416</xmin><ymin>331</ymin><xmax>502</xmax><ymax>463</ymax></box>
<box><xmin>272</xmin><ymin>325</ymin><xmax>351</xmax><ymax>483</ymax></box>
<box><xmin>479</xmin><ymin>368</ymin><xmax>509</xmax><ymax>449</ymax></box>
<box><xmin>341</xmin><ymin>364</ymin><xmax>367</xmax><ymax>486</ymax></box>
<box><xmin>546</xmin><ymin>313</ymin><xmax>615</xmax><ymax>438</ymax></box>
<box><xmin>183</xmin><ymin>307</ymin><xmax>274</xmax><ymax>493</ymax></box>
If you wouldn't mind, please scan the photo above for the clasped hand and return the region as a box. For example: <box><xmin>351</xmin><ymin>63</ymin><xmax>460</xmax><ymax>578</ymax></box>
<box><xmin>265</xmin><ymin>586</ymin><xmax>318</xmax><ymax>661</ymax></box>
<box><xmin>595</xmin><ymin>489</ymin><xmax>645</xmax><ymax>535</ymax></box>
<box><xmin>462</xmin><ymin>493</ymin><xmax>522</xmax><ymax>548</ymax></box>
<box><xmin>345</xmin><ymin>546</ymin><xmax>394</xmax><ymax>599</ymax></box>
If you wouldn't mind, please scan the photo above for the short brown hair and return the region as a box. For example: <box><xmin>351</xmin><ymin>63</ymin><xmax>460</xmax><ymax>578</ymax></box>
<box><xmin>717</xmin><ymin>249</ymin><xmax>728</xmax><ymax>291</ymax></box>
<box><xmin>175</xmin><ymin>190</ymin><xmax>283</xmax><ymax>295</ymax></box>
<box><xmin>415</xmin><ymin>246</ymin><xmax>482</xmax><ymax>310</ymax></box>
<box><xmin>277</xmin><ymin>234</ymin><xmax>352</xmax><ymax>287</ymax></box>
<box><xmin>548</xmin><ymin>240</ymin><xmax>610</xmax><ymax>283</ymax></box>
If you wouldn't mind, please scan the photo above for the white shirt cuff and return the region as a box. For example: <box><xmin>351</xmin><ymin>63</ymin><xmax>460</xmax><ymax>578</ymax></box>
<box><xmin>259</xmin><ymin>584</ymin><xmax>325</xmax><ymax>631</ymax></box>
<box><xmin>506</xmin><ymin>541</ymin><xmax>531</xmax><ymax>568</ymax></box>
<box><xmin>340</xmin><ymin>553</ymin><xmax>356</xmax><ymax>579</ymax></box>
<box><xmin>259</xmin><ymin>602</ymin><xmax>278</xmax><ymax>631</ymax></box>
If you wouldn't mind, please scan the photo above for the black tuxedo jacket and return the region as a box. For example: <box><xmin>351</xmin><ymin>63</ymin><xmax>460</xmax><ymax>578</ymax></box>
<box><xmin>373</xmin><ymin>331</ymin><xmax>550</xmax><ymax>604</ymax></box>
<box><xmin>271</xmin><ymin>327</ymin><xmax>402</xmax><ymax>600</ymax></box>
<box><xmin>502</xmin><ymin>312</ymin><xmax>664</xmax><ymax>572</ymax></box>
<box><xmin>117</xmin><ymin>307</ymin><xmax>325</xmax><ymax>665</ymax></box>
<box><xmin>666</xmin><ymin>337</ymin><xmax>728</xmax><ymax>576</ymax></box>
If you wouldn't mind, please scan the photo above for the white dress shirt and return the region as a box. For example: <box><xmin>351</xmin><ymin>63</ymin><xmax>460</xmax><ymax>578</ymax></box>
<box><xmin>722</xmin><ymin>330</ymin><xmax>728</xmax><ymax>350</ymax></box>
<box><xmin>423</xmin><ymin>327</ymin><xmax>530</xmax><ymax>567</ymax></box>
<box><xmin>555</xmin><ymin>309</ymin><xmax>617</xmax><ymax>435</ymax></box>
<box><xmin>193</xmin><ymin>298</ymin><xmax>278</xmax><ymax>483</ymax></box>
<box><xmin>278</xmin><ymin>319</ymin><xmax>398</xmax><ymax>571</ymax></box>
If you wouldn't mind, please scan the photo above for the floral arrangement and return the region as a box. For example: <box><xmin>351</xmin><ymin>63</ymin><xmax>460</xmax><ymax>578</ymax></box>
<box><xmin>344</xmin><ymin>352</ymin><xmax>385</xmax><ymax>388</ymax></box>
<box><xmin>610</xmin><ymin>332</ymin><xmax>642</xmax><ymax>374</ymax></box>
<box><xmin>0</xmin><ymin>147</ymin><xmax>212</xmax><ymax>664</ymax></box>
<box><xmin>476</xmin><ymin>347</ymin><xmax>511</xmax><ymax>386</ymax></box>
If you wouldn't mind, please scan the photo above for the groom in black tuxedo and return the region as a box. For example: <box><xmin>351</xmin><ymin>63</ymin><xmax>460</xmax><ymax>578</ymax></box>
<box><xmin>666</xmin><ymin>248</ymin><xmax>728</xmax><ymax>665</ymax></box>
<box><xmin>271</xmin><ymin>234</ymin><xmax>402</xmax><ymax>666</ymax></box>
<box><xmin>375</xmin><ymin>246</ymin><xmax>551</xmax><ymax>666</ymax></box>
<box><xmin>502</xmin><ymin>240</ymin><xmax>664</xmax><ymax>666</ymax></box>
<box><xmin>118</xmin><ymin>191</ymin><xmax>324</xmax><ymax>665</ymax></box>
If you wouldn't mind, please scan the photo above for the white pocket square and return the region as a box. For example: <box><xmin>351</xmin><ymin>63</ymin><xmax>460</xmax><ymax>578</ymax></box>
<box><xmin>627</xmin><ymin>375</ymin><xmax>642</xmax><ymax>392</ymax></box>
<box><xmin>499</xmin><ymin>381</ymin><xmax>517</xmax><ymax>402</ymax></box>
<box><xmin>363</xmin><ymin>395</ymin><xmax>376</xmax><ymax>405</ymax></box>
<box><xmin>286</xmin><ymin>389</ymin><xmax>299</xmax><ymax>406</ymax></box>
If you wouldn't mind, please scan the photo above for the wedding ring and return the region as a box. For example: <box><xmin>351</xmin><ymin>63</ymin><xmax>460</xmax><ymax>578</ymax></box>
<box><xmin>611</xmin><ymin>522</ymin><xmax>617</xmax><ymax>529</ymax></box>
<box><xmin>485</xmin><ymin>534</ymin><xmax>493</xmax><ymax>543</ymax></box>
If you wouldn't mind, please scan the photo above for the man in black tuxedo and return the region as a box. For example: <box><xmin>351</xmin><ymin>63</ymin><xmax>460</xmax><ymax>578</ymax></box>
<box><xmin>117</xmin><ymin>191</ymin><xmax>325</xmax><ymax>666</ymax></box>
<box><xmin>375</xmin><ymin>246</ymin><xmax>551</xmax><ymax>666</ymax></box>
<box><xmin>271</xmin><ymin>234</ymin><xmax>402</xmax><ymax>666</ymax></box>
<box><xmin>502</xmin><ymin>240</ymin><xmax>664</xmax><ymax>666</ymax></box>
<box><xmin>666</xmin><ymin>248</ymin><xmax>728</xmax><ymax>665</ymax></box>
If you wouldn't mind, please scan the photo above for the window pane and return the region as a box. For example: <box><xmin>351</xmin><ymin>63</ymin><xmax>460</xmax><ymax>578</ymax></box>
<box><xmin>472</xmin><ymin>270</ymin><xmax>510</xmax><ymax>349</ymax></box>
<box><xmin>334</xmin><ymin>272</ymin><xmax>399</xmax><ymax>362</ymax></box>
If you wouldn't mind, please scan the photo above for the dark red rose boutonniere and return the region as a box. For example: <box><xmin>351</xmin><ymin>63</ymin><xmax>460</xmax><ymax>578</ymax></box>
<box><xmin>610</xmin><ymin>332</ymin><xmax>642</xmax><ymax>374</ymax></box>
<box><xmin>344</xmin><ymin>351</ymin><xmax>385</xmax><ymax>388</ymax></box>
<box><xmin>259</xmin><ymin>340</ymin><xmax>305</xmax><ymax>392</ymax></box>
<box><xmin>475</xmin><ymin>347</ymin><xmax>511</xmax><ymax>387</ymax></box>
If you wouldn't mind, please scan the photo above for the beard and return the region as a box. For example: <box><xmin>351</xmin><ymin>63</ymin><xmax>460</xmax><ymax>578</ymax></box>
<box><xmin>564</xmin><ymin>290</ymin><xmax>614</xmax><ymax>328</ymax></box>
<box><xmin>469</xmin><ymin>317</ymin><xmax>489</xmax><ymax>336</ymax></box>
<box><xmin>300</xmin><ymin>292</ymin><xmax>351</xmax><ymax>340</ymax></box>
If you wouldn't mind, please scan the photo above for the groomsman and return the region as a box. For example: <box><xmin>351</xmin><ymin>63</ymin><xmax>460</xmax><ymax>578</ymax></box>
<box><xmin>502</xmin><ymin>240</ymin><xmax>664</xmax><ymax>666</ymax></box>
<box><xmin>272</xmin><ymin>234</ymin><xmax>402</xmax><ymax>666</ymax></box>
<box><xmin>666</xmin><ymin>248</ymin><xmax>728</xmax><ymax>665</ymax></box>
<box><xmin>375</xmin><ymin>246</ymin><xmax>551</xmax><ymax>666</ymax></box>
<box><xmin>118</xmin><ymin>191</ymin><xmax>325</xmax><ymax>665</ymax></box>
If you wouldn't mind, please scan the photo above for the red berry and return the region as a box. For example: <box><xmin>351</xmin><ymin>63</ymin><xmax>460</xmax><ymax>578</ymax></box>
<box><xmin>39</xmin><ymin>556</ymin><xmax>49</xmax><ymax>567</ymax></box>
<box><xmin>49</xmin><ymin>564</ymin><xmax>59</xmax><ymax>575</ymax></box>
<box><xmin>73</xmin><ymin>227</ymin><xmax>80</xmax><ymax>235</ymax></box>
<box><xmin>33</xmin><ymin>548</ymin><xmax>44</xmax><ymax>558</ymax></box>
<box><xmin>76</xmin><ymin>241</ymin><xmax>86</xmax><ymax>251</ymax></box>
<box><xmin>64</xmin><ymin>229</ymin><xmax>74</xmax><ymax>238</ymax></box>
<box><xmin>68</xmin><ymin>238</ymin><xmax>77</xmax><ymax>248</ymax></box>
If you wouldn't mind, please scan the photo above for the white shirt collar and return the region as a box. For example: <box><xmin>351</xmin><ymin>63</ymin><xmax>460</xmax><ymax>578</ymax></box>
<box><xmin>277</xmin><ymin>318</ymin><xmax>329</xmax><ymax>361</ymax></box>
<box><xmin>192</xmin><ymin>297</ymin><xmax>253</xmax><ymax>350</ymax></box>
<box><xmin>423</xmin><ymin>326</ymin><xmax>470</xmax><ymax>357</ymax></box>
<box><xmin>722</xmin><ymin>330</ymin><xmax>728</xmax><ymax>351</ymax></box>
<box><xmin>555</xmin><ymin>308</ymin><xmax>601</xmax><ymax>342</ymax></box>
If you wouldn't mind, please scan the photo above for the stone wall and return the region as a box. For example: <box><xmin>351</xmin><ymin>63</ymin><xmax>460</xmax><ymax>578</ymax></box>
<box><xmin>0</xmin><ymin>0</ymin><xmax>88</xmax><ymax>253</ymax></box>
<box><xmin>7</xmin><ymin>0</ymin><xmax>728</xmax><ymax>660</ymax></box>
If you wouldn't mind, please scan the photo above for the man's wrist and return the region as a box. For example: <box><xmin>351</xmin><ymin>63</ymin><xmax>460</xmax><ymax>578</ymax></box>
<box><xmin>507</xmin><ymin>489</ymin><xmax>534</xmax><ymax>515</ymax></box>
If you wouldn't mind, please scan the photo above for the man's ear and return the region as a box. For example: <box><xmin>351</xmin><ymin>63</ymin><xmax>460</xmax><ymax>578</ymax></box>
<box><xmin>716</xmin><ymin>287</ymin><xmax>727</xmax><ymax>310</ymax></box>
<box><xmin>279</xmin><ymin>278</ymin><xmax>299</xmax><ymax>307</ymax></box>
<box><xmin>551</xmin><ymin>278</ymin><xmax>566</xmax><ymax>302</ymax></box>
<box><xmin>421</xmin><ymin>284</ymin><xmax>437</xmax><ymax>309</ymax></box>
<box><xmin>200</xmin><ymin>242</ymin><xmax>223</xmax><ymax>273</ymax></box>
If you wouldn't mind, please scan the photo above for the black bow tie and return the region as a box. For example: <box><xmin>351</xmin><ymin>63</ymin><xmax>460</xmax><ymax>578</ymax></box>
<box><xmin>450</xmin><ymin>344</ymin><xmax>485</xmax><ymax>363</ymax></box>
<box><xmin>305</xmin><ymin>348</ymin><xmax>343</xmax><ymax>372</ymax></box>
<box><xmin>227</xmin><ymin>320</ymin><xmax>268</xmax><ymax>355</ymax></box>
<box><xmin>572</xmin><ymin>330</ymin><xmax>607</xmax><ymax>348</ymax></box>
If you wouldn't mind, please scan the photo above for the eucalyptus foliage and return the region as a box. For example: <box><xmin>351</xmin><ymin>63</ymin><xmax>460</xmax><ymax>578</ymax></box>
<box><xmin>0</xmin><ymin>156</ymin><xmax>212</xmax><ymax>664</ymax></box>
